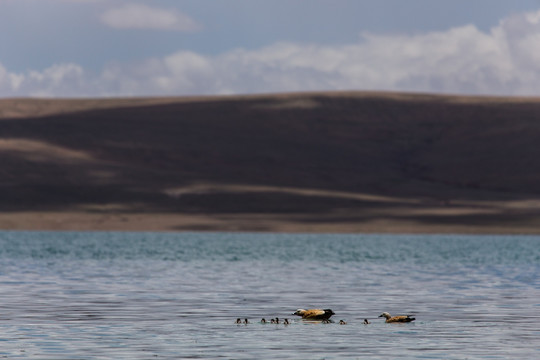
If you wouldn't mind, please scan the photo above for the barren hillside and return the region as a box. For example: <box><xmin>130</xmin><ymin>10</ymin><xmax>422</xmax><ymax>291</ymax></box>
<box><xmin>1</xmin><ymin>91</ymin><xmax>540</xmax><ymax>233</ymax></box>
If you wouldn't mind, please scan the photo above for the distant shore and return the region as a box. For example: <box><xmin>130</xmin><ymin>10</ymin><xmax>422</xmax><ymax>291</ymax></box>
<box><xmin>2</xmin><ymin>91</ymin><xmax>540</xmax><ymax>234</ymax></box>
<box><xmin>2</xmin><ymin>207</ymin><xmax>540</xmax><ymax>234</ymax></box>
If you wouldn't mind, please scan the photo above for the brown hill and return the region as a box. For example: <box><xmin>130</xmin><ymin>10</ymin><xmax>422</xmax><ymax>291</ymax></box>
<box><xmin>1</xmin><ymin>91</ymin><xmax>540</xmax><ymax>233</ymax></box>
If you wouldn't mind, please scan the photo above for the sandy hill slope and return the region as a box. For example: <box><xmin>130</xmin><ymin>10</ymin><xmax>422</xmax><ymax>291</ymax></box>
<box><xmin>1</xmin><ymin>91</ymin><xmax>540</xmax><ymax>233</ymax></box>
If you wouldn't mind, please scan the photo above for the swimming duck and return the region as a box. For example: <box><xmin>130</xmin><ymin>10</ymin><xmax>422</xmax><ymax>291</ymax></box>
<box><xmin>243</xmin><ymin>318</ymin><xmax>249</xmax><ymax>324</ymax></box>
<box><xmin>339</xmin><ymin>320</ymin><xmax>347</xmax><ymax>325</ymax></box>
<box><xmin>235</xmin><ymin>318</ymin><xmax>242</xmax><ymax>324</ymax></box>
<box><xmin>283</xmin><ymin>318</ymin><xmax>290</xmax><ymax>325</ymax></box>
<box><xmin>270</xmin><ymin>318</ymin><xmax>276</xmax><ymax>324</ymax></box>
<box><xmin>260</xmin><ymin>318</ymin><xmax>267</xmax><ymax>324</ymax></box>
<box><xmin>274</xmin><ymin>317</ymin><xmax>280</xmax><ymax>324</ymax></box>
<box><xmin>379</xmin><ymin>312</ymin><xmax>415</xmax><ymax>323</ymax></box>
<box><xmin>363</xmin><ymin>319</ymin><xmax>371</xmax><ymax>325</ymax></box>
<box><xmin>293</xmin><ymin>308</ymin><xmax>335</xmax><ymax>320</ymax></box>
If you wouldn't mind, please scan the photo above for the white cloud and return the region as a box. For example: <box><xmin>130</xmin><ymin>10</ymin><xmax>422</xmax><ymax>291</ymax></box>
<box><xmin>100</xmin><ymin>4</ymin><xmax>201</xmax><ymax>32</ymax></box>
<box><xmin>3</xmin><ymin>9</ymin><xmax>540</xmax><ymax>97</ymax></box>
<box><xmin>0</xmin><ymin>63</ymin><xmax>23</xmax><ymax>93</ymax></box>
<box><xmin>0</xmin><ymin>63</ymin><xmax>86</xmax><ymax>97</ymax></box>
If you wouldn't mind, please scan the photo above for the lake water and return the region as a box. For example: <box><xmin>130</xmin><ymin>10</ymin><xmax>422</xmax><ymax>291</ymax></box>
<box><xmin>0</xmin><ymin>231</ymin><xmax>538</xmax><ymax>359</ymax></box>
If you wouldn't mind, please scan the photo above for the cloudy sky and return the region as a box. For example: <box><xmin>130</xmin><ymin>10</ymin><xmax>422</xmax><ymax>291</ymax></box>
<box><xmin>2</xmin><ymin>0</ymin><xmax>540</xmax><ymax>97</ymax></box>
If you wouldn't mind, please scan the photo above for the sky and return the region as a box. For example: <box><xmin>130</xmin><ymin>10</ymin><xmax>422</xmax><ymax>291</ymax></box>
<box><xmin>2</xmin><ymin>0</ymin><xmax>540</xmax><ymax>98</ymax></box>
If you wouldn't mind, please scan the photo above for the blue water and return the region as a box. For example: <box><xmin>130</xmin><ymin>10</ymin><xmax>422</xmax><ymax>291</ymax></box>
<box><xmin>0</xmin><ymin>231</ymin><xmax>538</xmax><ymax>359</ymax></box>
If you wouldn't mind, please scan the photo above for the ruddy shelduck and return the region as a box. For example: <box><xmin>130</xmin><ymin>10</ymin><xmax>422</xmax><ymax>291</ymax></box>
<box><xmin>379</xmin><ymin>312</ymin><xmax>415</xmax><ymax>323</ymax></box>
<box><xmin>293</xmin><ymin>308</ymin><xmax>335</xmax><ymax>320</ymax></box>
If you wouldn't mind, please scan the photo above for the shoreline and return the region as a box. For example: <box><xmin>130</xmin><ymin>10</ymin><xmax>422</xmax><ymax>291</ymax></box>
<box><xmin>2</xmin><ymin>210</ymin><xmax>540</xmax><ymax>235</ymax></box>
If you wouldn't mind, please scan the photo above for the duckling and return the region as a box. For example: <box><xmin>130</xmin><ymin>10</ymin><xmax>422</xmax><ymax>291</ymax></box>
<box><xmin>363</xmin><ymin>319</ymin><xmax>371</xmax><ymax>325</ymax></box>
<box><xmin>243</xmin><ymin>318</ymin><xmax>249</xmax><ymax>324</ymax></box>
<box><xmin>379</xmin><ymin>312</ymin><xmax>415</xmax><ymax>323</ymax></box>
<box><xmin>283</xmin><ymin>318</ymin><xmax>290</xmax><ymax>325</ymax></box>
<box><xmin>274</xmin><ymin>317</ymin><xmax>280</xmax><ymax>324</ymax></box>
<box><xmin>235</xmin><ymin>318</ymin><xmax>242</xmax><ymax>324</ymax></box>
<box><xmin>270</xmin><ymin>318</ymin><xmax>276</xmax><ymax>324</ymax></box>
<box><xmin>260</xmin><ymin>318</ymin><xmax>267</xmax><ymax>324</ymax></box>
<box><xmin>339</xmin><ymin>320</ymin><xmax>347</xmax><ymax>325</ymax></box>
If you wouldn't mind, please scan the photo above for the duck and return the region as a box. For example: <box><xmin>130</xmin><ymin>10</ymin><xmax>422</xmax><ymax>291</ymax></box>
<box><xmin>283</xmin><ymin>318</ymin><xmax>290</xmax><ymax>325</ymax></box>
<box><xmin>379</xmin><ymin>312</ymin><xmax>415</xmax><ymax>323</ymax></box>
<box><xmin>363</xmin><ymin>319</ymin><xmax>371</xmax><ymax>325</ymax></box>
<box><xmin>260</xmin><ymin>318</ymin><xmax>267</xmax><ymax>324</ymax></box>
<box><xmin>339</xmin><ymin>320</ymin><xmax>347</xmax><ymax>325</ymax></box>
<box><xmin>243</xmin><ymin>318</ymin><xmax>249</xmax><ymax>324</ymax></box>
<box><xmin>235</xmin><ymin>318</ymin><xmax>242</xmax><ymax>324</ymax></box>
<box><xmin>293</xmin><ymin>308</ymin><xmax>335</xmax><ymax>320</ymax></box>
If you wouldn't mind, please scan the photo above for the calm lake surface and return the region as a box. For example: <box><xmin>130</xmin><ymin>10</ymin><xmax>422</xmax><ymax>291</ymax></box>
<box><xmin>0</xmin><ymin>231</ymin><xmax>538</xmax><ymax>359</ymax></box>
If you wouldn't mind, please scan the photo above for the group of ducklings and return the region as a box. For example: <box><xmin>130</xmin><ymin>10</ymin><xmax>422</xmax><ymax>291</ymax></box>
<box><xmin>236</xmin><ymin>308</ymin><xmax>415</xmax><ymax>325</ymax></box>
<box><xmin>236</xmin><ymin>318</ymin><xmax>362</xmax><ymax>325</ymax></box>
<box><xmin>236</xmin><ymin>317</ymin><xmax>292</xmax><ymax>325</ymax></box>
<box><xmin>236</xmin><ymin>317</ymin><xmax>348</xmax><ymax>325</ymax></box>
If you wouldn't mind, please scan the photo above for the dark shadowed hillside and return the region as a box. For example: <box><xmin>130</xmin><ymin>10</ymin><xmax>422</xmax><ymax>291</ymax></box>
<box><xmin>1</xmin><ymin>91</ymin><xmax>540</xmax><ymax>233</ymax></box>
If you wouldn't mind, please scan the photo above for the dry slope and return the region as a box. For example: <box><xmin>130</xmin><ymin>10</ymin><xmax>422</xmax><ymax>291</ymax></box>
<box><xmin>1</xmin><ymin>91</ymin><xmax>540</xmax><ymax>233</ymax></box>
